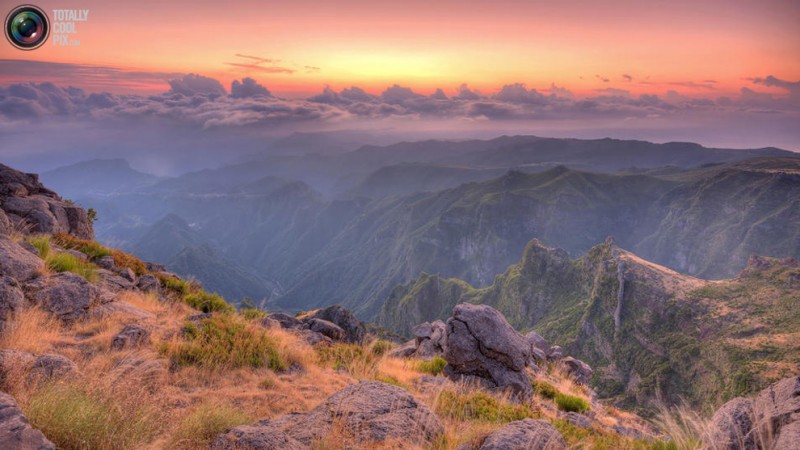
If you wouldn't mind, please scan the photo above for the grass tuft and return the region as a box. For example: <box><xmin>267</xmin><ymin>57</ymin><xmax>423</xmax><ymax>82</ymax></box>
<box><xmin>416</xmin><ymin>356</ymin><xmax>447</xmax><ymax>375</ymax></box>
<box><xmin>167</xmin><ymin>401</ymin><xmax>251</xmax><ymax>449</ymax></box>
<box><xmin>533</xmin><ymin>380</ymin><xmax>559</xmax><ymax>400</ymax></box>
<box><xmin>435</xmin><ymin>390</ymin><xmax>535</xmax><ymax>423</ymax></box>
<box><xmin>52</xmin><ymin>233</ymin><xmax>113</xmax><ymax>260</ymax></box>
<box><xmin>555</xmin><ymin>392</ymin><xmax>590</xmax><ymax>413</ymax></box>
<box><xmin>184</xmin><ymin>291</ymin><xmax>234</xmax><ymax>314</ymax></box>
<box><xmin>160</xmin><ymin>314</ymin><xmax>286</xmax><ymax>370</ymax></box>
<box><xmin>45</xmin><ymin>252</ymin><xmax>98</xmax><ymax>282</ymax></box>
<box><xmin>26</xmin><ymin>234</ymin><xmax>51</xmax><ymax>259</ymax></box>
<box><xmin>317</xmin><ymin>343</ymin><xmax>380</xmax><ymax>379</ymax></box>
<box><xmin>24</xmin><ymin>382</ymin><xmax>162</xmax><ymax>450</ymax></box>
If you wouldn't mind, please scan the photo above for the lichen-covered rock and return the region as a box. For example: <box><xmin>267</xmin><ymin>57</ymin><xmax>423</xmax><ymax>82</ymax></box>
<box><xmin>0</xmin><ymin>276</ymin><xmax>26</xmax><ymax>329</ymax></box>
<box><xmin>213</xmin><ymin>381</ymin><xmax>444</xmax><ymax>448</ymax></box>
<box><xmin>136</xmin><ymin>274</ymin><xmax>160</xmax><ymax>294</ymax></box>
<box><xmin>443</xmin><ymin>303</ymin><xmax>533</xmax><ymax>399</ymax></box>
<box><xmin>111</xmin><ymin>324</ymin><xmax>151</xmax><ymax>350</ymax></box>
<box><xmin>0</xmin><ymin>392</ymin><xmax>56</xmax><ymax>450</ymax></box>
<box><xmin>31</xmin><ymin>272</ymin><xmax>106</xmax><ymax>322</ymax></box>
<box><xmin>268</xmin><ymin>312</ymin><xmax>302</xmax><ymax>329</ymax></box>
<box><xmin>478</xmin><ymin>419</ymin><xmax>566</xmax><ymax>450</ymax></box>
<box><xmin>0</xmin><ymin>350</ymin><xmax>77</xmax><ymax>385</ymax></box>
<box><xmin>303</xmin><ymin>305</ymin><xmax>366</xmax><ymax>344</ymax></box>
<box><xmin>707</xmin><ymin>397</ymin><xmax>757</xmax><ymax>450</ymax></box>
<box><xmin>561</xmin><ymin>357</ymin><xmax>593</xmax><ymax>385</ymax></box>
<box><xmin>0</xmin><ymin>238</ymin><xmax>44</xmax><ymax>283</ymax></box>
<box><xmin>753</xmin><ymin>376</ymin><xmax>800</xmax><ymax>449</ymax></box>
<box><xmin>304</xmin><ymin>318</ymin><xmax>345</xmax><ymax>341</ymax></box>
<box><xmin>0</xmin><ymin>163</ymin><xmax>93</xmax><ymax>240</ymax></box>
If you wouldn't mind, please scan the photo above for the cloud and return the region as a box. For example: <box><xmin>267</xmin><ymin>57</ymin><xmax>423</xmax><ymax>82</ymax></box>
<box><xmin>168</xmin><ymin>74</ymin><xmax>226</xmax><ymax>97</ymax></box>
<box><xmin>752</xmin><ymin>75</ymin><xmax>800</xmax><ymax>99</ymax></box>
<box><xmin>231</xmin><ymin>77</ymin><xmax>271</xmax><ymax>98</ymax></box>
<box><xmin>622</xmin><ymin>74</ymin><xmax>633</xmax><ymax>82</ymax></box>
<box><xmin>225</xmin><ymin>54</ymin><xmax>296</xmax><ymax>74</ymax></box>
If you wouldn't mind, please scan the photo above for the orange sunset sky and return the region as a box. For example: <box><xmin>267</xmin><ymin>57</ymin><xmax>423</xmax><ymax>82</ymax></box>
<box><xmin>1</xmin><ymin>0</ymin><xmax>799</xmax><ymax>98</ymax></box>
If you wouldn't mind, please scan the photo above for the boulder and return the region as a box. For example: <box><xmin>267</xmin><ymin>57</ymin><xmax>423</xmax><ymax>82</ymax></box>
<box><xmin>525</xmin><ymin>331</ymin><xmax>551</xmax><ymax>355</ymax></box>
<box><xmin>120</xmin><ymin>268</ymin><xmax>136</xmax><ymax>282</ymax></box>
<box><xmin>97</xmin><ymin>269</ymin><xmax>135</xmax><ymax>292</ymax></box>
<box><xmin>561</xmin><ymin>357</ymin><xmax>593</xmax><ymax>385</ymax></box>
<box><xmin>303</xmin><ymin>305</ymin><xmax>366</xmax><ymax>344</ymax></box>
<box><xmin>563</xmin><ymin>412</ymin><xmax>592</xmax><ymax>428</ymax></box>
<box><xmin>443</xmin><ymin>303</ymin><xmax>533</xmax><ymax>399</ymax></box>
<box><xmin>753</xmin><ymin>376</ymin><xmax>800</xmax><ymax>448</ymax></box>
<box><xmin>294</xmin><ymin>329</ymin><xmax>332</xmax><ymax>347</ymax></box>
<box><xmin>0</xmin><ymin>209</ymin><xmax>10</xmax><ymax>235</ymax></box>
<box><xmin>388</xmin><ymin>340</ymin><xmax>417</xmax><ymax>358</ymax></box>
<box><xmin>96</xmin><ymin>256</ymin><xmax>118</xmax><ymax>271</ymax></box>
<box><xmin>707</xmin><ymin>397</ymin><xmax>757</xmax><ymax>450</ymax></box>
<box><xmin>136</xmin><ymin>274</ymin><xmax>160</xmax><ymax>294</ymax></box>
<box><xmin>774</xmin><ymin>421</ymin><xmax>800</xmax><ymax>450</ymax></box>
<box><xmin>269</xmin><ymin>312</ymin><xmax>303</xmax><ymax>329</ymax></box>
<box><xmin>111</xmin><ymin>324</ymin><xmax>151</xmax><ymax>350</ymax></box>
<box><xmin>413</xmin><ymin>320</ymin><xmax>447</xmax><ymax>360</ymax></box>
<box><xmin>0</xmin><ymin>163</ymin><xmax>93</xmax><ymax>240</ymax></box>
<box><xmin>0</xmin><ymin>238</ymin><xmax>44</xmax><ymax>282</ymax></box>
<box><xmin>0</xmin><ymin>276</ymin><xmax>26</xmax><ymax>329</ymax></box>
<box><xmin>549</xmin><ymin>345</ymin><xmax>563</xmax><ymax>360</ymax></box>
<box><xmin>304</xmin><ymin>318</ymin><xmax>346</xmax><ymax>341</ymax></box>
<box><xmin>0</xmin><ymin>392</ymin><xmax>56</xmax><ymax>450</ymax></box>
<box><xmin>31</xmin><ymin>272</ymin><xmax>105</xmax><ymax>322</ymax></box>
<box><xmin>478</xmin><ymin>419</ymin><xmax>566</xmax><ymax>450</ymax></box>
<box><xmin>0</xmin><ymin>350</ymin><xmax>77</xmax><ymax>386</ymax></box>
<box><xmin>213</xmin><ymin>381</ymin><xmax>444</xmax><ymax>448</ymax></box>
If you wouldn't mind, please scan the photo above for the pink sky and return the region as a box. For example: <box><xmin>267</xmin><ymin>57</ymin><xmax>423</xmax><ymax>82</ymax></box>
<box><xmin>1</xmin><ymin>0</ymin><xmax>798</xmax><ymax>98</ymax></box>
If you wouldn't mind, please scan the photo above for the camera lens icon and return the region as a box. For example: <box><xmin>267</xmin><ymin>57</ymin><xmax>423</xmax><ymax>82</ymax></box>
<box><xmin>5</xmin><ymin>5</ymin><xmax>49</xmax><ymax>50</ymax></box>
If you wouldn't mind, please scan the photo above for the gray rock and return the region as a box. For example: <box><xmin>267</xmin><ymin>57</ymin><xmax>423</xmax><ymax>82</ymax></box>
<box><xmin>0</xmin><ymin>238</ymin><xmax>44</xmax><ymax>282</ymax></box>
<box><xmin>259</xmin><ymin>317</ymin><xmax>281</xmax><ymax>329</ymax></box>
<box><xmin>31</xmin><ymin>272</ymin><xmax>104</xmax><ymax>322</ymax></box>
<box><xmin>97</xmin><ymin>269</ymin><xmax>135</xmax><ymax>292</ymax></box>
<box><xmin>120</xmin><ymin>268</ymin><xmax>136</xmax><ymax>282</ymax></box>
<box><xmin>0</xmin><ymin>209</ymin><xmax>10</xmax><ymax>236</ymax></box>
<box><xmin>563</xmin><ymin>412</ymin><xmax>591</xmax><ymax>428</ymax></box>
<box><xmin>753</xmin><ymin>375</ymin><xmax>800</xmax><ymax>449</ymax></box>
<box><xmin>111</xmin><ymin>324</ymin><xmax>151</xmax><ymax>350</ymax></box>
<box><xmin>388</xmin><ymin>340</ymin><xmax>417</xmax><ymax>358</ymax></box>
<box><xmin>136</xmin><ymin>274</ymin><xmax>160</xmax><ymax>294</ymax></box>
<box><xmin>0</xmin><ymin>276</ymin><xmax>26</xmax><ymax>329</ymax></box>
<box><xmin>774</xmin><ymin>420</ymin><xmax>800</xmax><ymax>450</ymax></box>
<box><xmin>0</xmin><ymin>392</ymin><xmax>56</xmax><ymax>450</ymax></box>
<box><xmin>91</xmin><ymin>301</ymin><xmax>153</xmax><ymax>321</ymax></box>
<box><xmin>269</xmin><ymin>312</ymin><xmax>303</xmax><ymax>329</ymax></box>
<box><xmin>561</xmin><ymin>357</ymin><xmax>593</xmax><ymax>385</ymax></box>
<box><xmin>0</xmin><ymin>350</ymin><xmax>78</xmax><ymax>385</ymax></box>
<box><xmin>413</xmin><ymin>321</ymin><xmax>434</xmax><ymax>343</ymax></box>
<box><xmin>214</xmin><ymin>381</ymin><xmax>444</xmax><ymax>448</ymax></box>
<box><xmin>549</xmin><ymin>345</ymin><xmax>563</xmax><ymax>360</ymax></box>
<box><xmin>294</xmin><ymin>329</ymin><xmax>332</xmax><ymax>346</ymax></box>
<box><xmin>479</xmin><ymin>419</ymin><xmax>566</xmax><ymax>450</ymax></box>
<box><xmin>525</xmin><ymin>331</ymin><xmax>551</xmax><ymax>355</ymax></box>
<box><xmin>303</xmin><ymin>305</ymin><xmax>366</xmax><ymax>344</ymax></box>
<box><xmin>414</xmin><ymin>320</ymin><xmax>447</xmax><ymax>360</ymax></box>
<box><xmin>96</xmin><ymin>255</ymin><xmax>117</xmax><ymax>271</ymax></box>
<box><xmin>443</xmin><ymin>303</ymin><xmax>533</xmax><ymax>399</ymax></box>
<box><xmin>707</xmin><ymin>397</ymin><xmax>757</xmax><ymax>450</ymax></box>
<box><xmin>304</xmin><ymin>318</ymin><xmax>346</xmax><ymax>341</ymax></box>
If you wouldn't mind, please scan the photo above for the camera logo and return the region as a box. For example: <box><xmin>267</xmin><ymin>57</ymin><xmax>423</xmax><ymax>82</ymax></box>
<box><xmin>5</xmin><ymin>4</ymin><xmax>49</xmax><ymax>50</ymax></box>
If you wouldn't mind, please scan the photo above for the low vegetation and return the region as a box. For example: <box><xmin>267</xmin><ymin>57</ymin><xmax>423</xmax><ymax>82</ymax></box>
<box><xmin>45</xmin><ymin>252</ymin><xmax>98</xmax><ymax>282</ymax></box>
<box><xmin>183</xmin><ymin>291</ymin><xmax>234</xmax><ymax>314</ymax></box>
<box><xmin>317</xmin><ymin>343</ymin><xmax>380</xmax><ymax>379</ymax></box>
<box><xmin>167</xmin><ymin>402</ymin><xmax>251</xmax><ymax>449</ymax></box>
<box><xmin>555</xmin><ymin>392</ymin><xmax>590</xmax><ymax>413</ymax></box>
<box><xmin>416</xmin><ymin>356</ymin><xmax>447</xmax><ymax>375</ymax></box>
<box><xmin>435</xmin><ymin>389</ymin><xmax>535</xmax><ymax>423</ymax></box>
<box><xmin>160</xmin><ymin>314</ymin><xmax>287</xmax><ymax>370</ymax></box>
<box><xmin>24</xmin><ymin>382</ymin><xmax>162</xmax><ymax>450</ymax></box>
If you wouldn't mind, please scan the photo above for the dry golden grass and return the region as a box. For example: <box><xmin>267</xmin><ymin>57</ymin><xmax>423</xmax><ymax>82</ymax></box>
<box><xmin>0</xmin><ymin>307</ymin><xmax>63</xmax><ymax>353</ymax></box>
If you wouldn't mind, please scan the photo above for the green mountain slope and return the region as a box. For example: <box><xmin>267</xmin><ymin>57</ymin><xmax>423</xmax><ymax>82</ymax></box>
<box><xmin>379</xmin><ymin>239</ymin><xmax>800</xmax><ymax>413</ymax></box>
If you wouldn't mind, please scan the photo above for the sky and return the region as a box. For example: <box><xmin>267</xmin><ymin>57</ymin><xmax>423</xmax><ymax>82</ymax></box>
<box><xmin>0</xmin><ymin>0</ymin><xmax>798</xmax><ymax>168</ymax></box>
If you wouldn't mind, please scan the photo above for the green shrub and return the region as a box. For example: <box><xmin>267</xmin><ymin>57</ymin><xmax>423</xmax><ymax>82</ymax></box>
<box><xmin>370</xmin><ymin>339</ymin><xmax>393</xmax><ymax>356</ymax></box>
<box><xmin>555</xmin><ymin>393</ymin><xmax>590</xmax><ymax>413</ymax></box>
<box><xmin>161</xmin><ymin>314</ymin><xmax>286</xmax><ymax>370</ymax></box>
<box><xmin>24</xmin><ymin>383</ymin><xmax>161</xmax><ymax>450</ymax></box>
<box><xmin>159</xmin><ymin>275</ymin><xmax>193</xmax><ymax>296</ymax></box>
<box><xmin>533</xmin><ymin>380</ymin><xmax>559</xmax><ymax>400</ymax></box>
<box><xmin>46</xmin><ymin>252</ymin><xmax>97</xmax><ymax>282</ymax></box>
<box><xmin>417</xmin><ymin>356</ymin><xmax>447</xmax><ymax>375</ymax></box>
<box><xmin>240</xmin><ymin>308</ymin><xmax>267</xmax><ymax>320</ymax></box>
<box><xmin>436</xmin><ymin>390</ymin><xmax>535</xmax><ymax>423</ymax></box>
<box><xmin>26</xmin><ymin>235</ymin><xmax>51</xmax><ymax>259</ymax></box>
<box><xmin>167</xmin><ymin>402</ymin><xmax>250</xmax><ymax>449</ymax></box>
<box><xmin>184</xmin><ymin>291</ymin><xmax>234</xmax><ymax>314</ymax></box>
<box><xmin>52</xmin><ymin>233</ymin><xmax>112</xmax><ymax>260</ymax></box>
